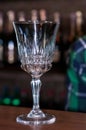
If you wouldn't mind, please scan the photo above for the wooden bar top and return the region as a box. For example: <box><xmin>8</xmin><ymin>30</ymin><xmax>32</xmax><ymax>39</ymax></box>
<box><xmin>0</xmin><ymin>105</ymin><xmax>86</xmax><ymax>130</ymax></box>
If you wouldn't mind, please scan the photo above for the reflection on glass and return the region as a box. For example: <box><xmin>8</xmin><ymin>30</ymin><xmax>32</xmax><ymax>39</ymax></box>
<box><xmin>13</xmin><ymin>19</ymin><xmax>59</xmax><ymax>125</ymax></box>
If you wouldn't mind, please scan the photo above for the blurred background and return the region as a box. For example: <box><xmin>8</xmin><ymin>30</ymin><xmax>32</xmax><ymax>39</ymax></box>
<box><xmin>0</xmin><ymin>0</ymin><xmax>86</xmax><ymax>110</ymax></box>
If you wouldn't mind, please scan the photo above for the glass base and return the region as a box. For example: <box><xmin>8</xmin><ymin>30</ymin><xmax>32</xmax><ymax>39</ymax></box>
<box><xmin>16</xmin><ymin>113</ymin><xmax>56</xmax><ymax>126</ymax></box>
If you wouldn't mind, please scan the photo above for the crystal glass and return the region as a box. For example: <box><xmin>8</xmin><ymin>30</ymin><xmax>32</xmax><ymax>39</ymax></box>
<box><xmin>13</xmin><ymin>20</ymin><xmax>59</xmax><ymax>125</ymax></box>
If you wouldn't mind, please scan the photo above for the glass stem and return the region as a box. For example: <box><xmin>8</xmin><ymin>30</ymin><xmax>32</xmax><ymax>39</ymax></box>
<box><xmin>27</xmin><ymin>77</ymin><xmax>45</xmax><ymax>118</ymax></box>
<box><xmin>31</xmin><ymin>78</ymin><xmax>41</xmax><ymax>110</ymax></box>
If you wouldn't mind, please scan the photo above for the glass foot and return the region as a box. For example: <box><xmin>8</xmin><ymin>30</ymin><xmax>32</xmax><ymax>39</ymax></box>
<box><xmin>16</xmin><ymin>113</ymin><xmax>56</xmax><ymax>126</ymax></box>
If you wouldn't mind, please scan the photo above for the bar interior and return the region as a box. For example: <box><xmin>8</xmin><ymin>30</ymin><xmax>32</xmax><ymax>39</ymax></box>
<box><xmin>0</xmin><ymin>0</ymin><xmax>86</xmax><ymax>111</ymax></box>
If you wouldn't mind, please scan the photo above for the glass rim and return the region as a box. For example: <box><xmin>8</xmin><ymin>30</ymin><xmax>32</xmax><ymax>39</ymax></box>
<box><xmin>13</xmin><ymin>20</ymin><xmax>60</xmax><ymax>25</ymax></box>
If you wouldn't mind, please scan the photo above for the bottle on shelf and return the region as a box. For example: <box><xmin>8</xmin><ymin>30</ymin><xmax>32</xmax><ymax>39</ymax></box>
<box><xmin>4</xmin><ymin>10</ymin><xmax>18</xmax><ymax>66</ymax></box>
<box><xmin>20</xmin><ymin>88</ymin><xmax>30</xmax><ymax>107</ymax></box>
<box><xmin>17</xmin><ymin>11</ymin><xmax>26</xmax><ymax>22</ymax></box>
<box><xmin>11</xmin><ymin>86</ymin><xmax>21</xmax><ymax>106</ymax></box>
<box><xmin>64</xmin><ymin>12</ymin><xmax>76</xmax><ymax>66</ymax></box>
<box><xmin>53</xmin><ymin>11</ymin><xmax>66</xmax><ymax>72</ymax></box>
<box><xmin>39</xmin><ymin>9</ymin><xmax>47</xmax><ymax>21</ymax></box>
<box><xmin>0</xmin><ymin>12</ymin><xmax>4</xmax><ymax>67</ymax></box>
<box><xmin>2</xmin><ymin>86</ymin><xmax>11</xmax><ymax>105</ymax></box>
<box><xmin>68</xmin><ymin>12</ymin><xmax>76</xmax><ymax>46</ymax></box>
<box><xmin>31</xmin><ymin>9</ymin><xmax>38</xmax><ymax>22</ymax></box>
<box><xmin>75</xmin><ymin>10</ymin><xmax>84</xmax><ymax>38</ymax></box>
<box><xmin>0</xmin><ymin>86</ymin><xmax>3</xmax><ymax>105</ymax></box>
<box><xmin>53</xmin><ymin>12</ymin><xmax>61</xmax><ymax>64</ymax></box>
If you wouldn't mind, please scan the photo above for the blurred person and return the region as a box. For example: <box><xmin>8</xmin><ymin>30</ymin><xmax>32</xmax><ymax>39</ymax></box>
<box><xmin>65</xmin><ymin>35</ymin><xmax>86</xmax><ymax>112</ymax></box>
<box><xmin>65</xmin><ymin>11</ymin><xmax>86</xmax><ymax>112</ymax></box>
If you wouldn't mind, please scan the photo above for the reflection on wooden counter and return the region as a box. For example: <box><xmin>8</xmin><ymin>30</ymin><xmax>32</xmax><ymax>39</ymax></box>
<box><xmin>0</xmin><ymin>105</ymin><xmax>86</xmax><ymax>130</ymax></box>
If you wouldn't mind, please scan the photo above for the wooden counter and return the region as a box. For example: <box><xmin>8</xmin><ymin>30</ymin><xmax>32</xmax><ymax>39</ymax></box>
<box><xmin>0</xmin><ymin>105</ymin><xmax>86</xmax><ymax>130</ymax></box>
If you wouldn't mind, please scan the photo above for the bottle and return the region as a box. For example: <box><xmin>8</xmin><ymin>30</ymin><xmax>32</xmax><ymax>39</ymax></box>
<box><xmin>7</xmin><ymin>40</ymin><xmax>15</xmax><ymax>64</ymax></box>
<box><xmin>52</xmin><ymin>11</ymin><xmax>65</xmax><ymax>72</ymax></box>
<box><xmin>39</xmin><ymin>9</ymin><xmax>47</xmax><ymax>21</ymax></box>
<box><xmin>75</xmin><ymin>10</ymin><xmax>84</xmax><ymax>38</ymax></box>
<box><xmin>0</xmin><ymin>12</ymin><xmax>4</xmax><ymax>67</ymax></box>
<box><xmin>65</xmin><ymin>12</ymin><xmax>76</xmax><ymax>66</ymax></box>
<box><xmin>53</xmin><ymin>12</ymin><xmax>61</xmax><ymax>64</ymax></box>
<box><xmin>4</xmin><ymin>10</ymin><xmax>18</xmax><ymax>66</ymax></box>
<box><xmin>20</xmin><ymin>88</ymin><xmax>29</xmax><ymax>107</ymax></box>
<box><xmin>17</xmin><ymin>11</ymin><xmax>26</xmax><ymax>22</ymax></box>
<box><xmin>0</xmin><ymin>39</ymin><xmax>4</xmax><ymax>67</ymax></box>
<box><xmin>68</xmin><ymin>12</ymin><xmax>76</xmax><ymax>46</ymax></box>
<box><xmin>31</xmin><ymin>9</ymin><xmax>38</xmax><ymax>22</ymax></box>
<box><xmin>2</xmin><ymin>86</ymin><xmax>11</xmax><ymax>105</ymax></box>
<box><xmin>11</xmin><ymin>86</ymin><xmax>21</xmax><ymax>106</ymax></box>
<box><xmin>0</xmin><ymin>86</ymin><xmax>2</xmax><ymax>105</ymax></box>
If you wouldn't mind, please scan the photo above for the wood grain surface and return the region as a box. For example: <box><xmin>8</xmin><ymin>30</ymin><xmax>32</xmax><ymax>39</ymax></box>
<box><xmin>0</xmin><ymin>105</ymin><xmax>86</xmax><ymax>130</ymax></box>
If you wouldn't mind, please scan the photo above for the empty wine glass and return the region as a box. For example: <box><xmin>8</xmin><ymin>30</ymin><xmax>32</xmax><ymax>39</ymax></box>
<box><xmin>13</xmin><ymin>20</ymin><xmax>59</xmax><ymax>125</ymax></box>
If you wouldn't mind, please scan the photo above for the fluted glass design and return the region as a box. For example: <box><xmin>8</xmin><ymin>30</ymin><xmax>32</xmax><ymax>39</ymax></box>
<box><xmin>13</xmin><ymin>20</ymin><xmax>59</xmax><ymax>126</ymax></box>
